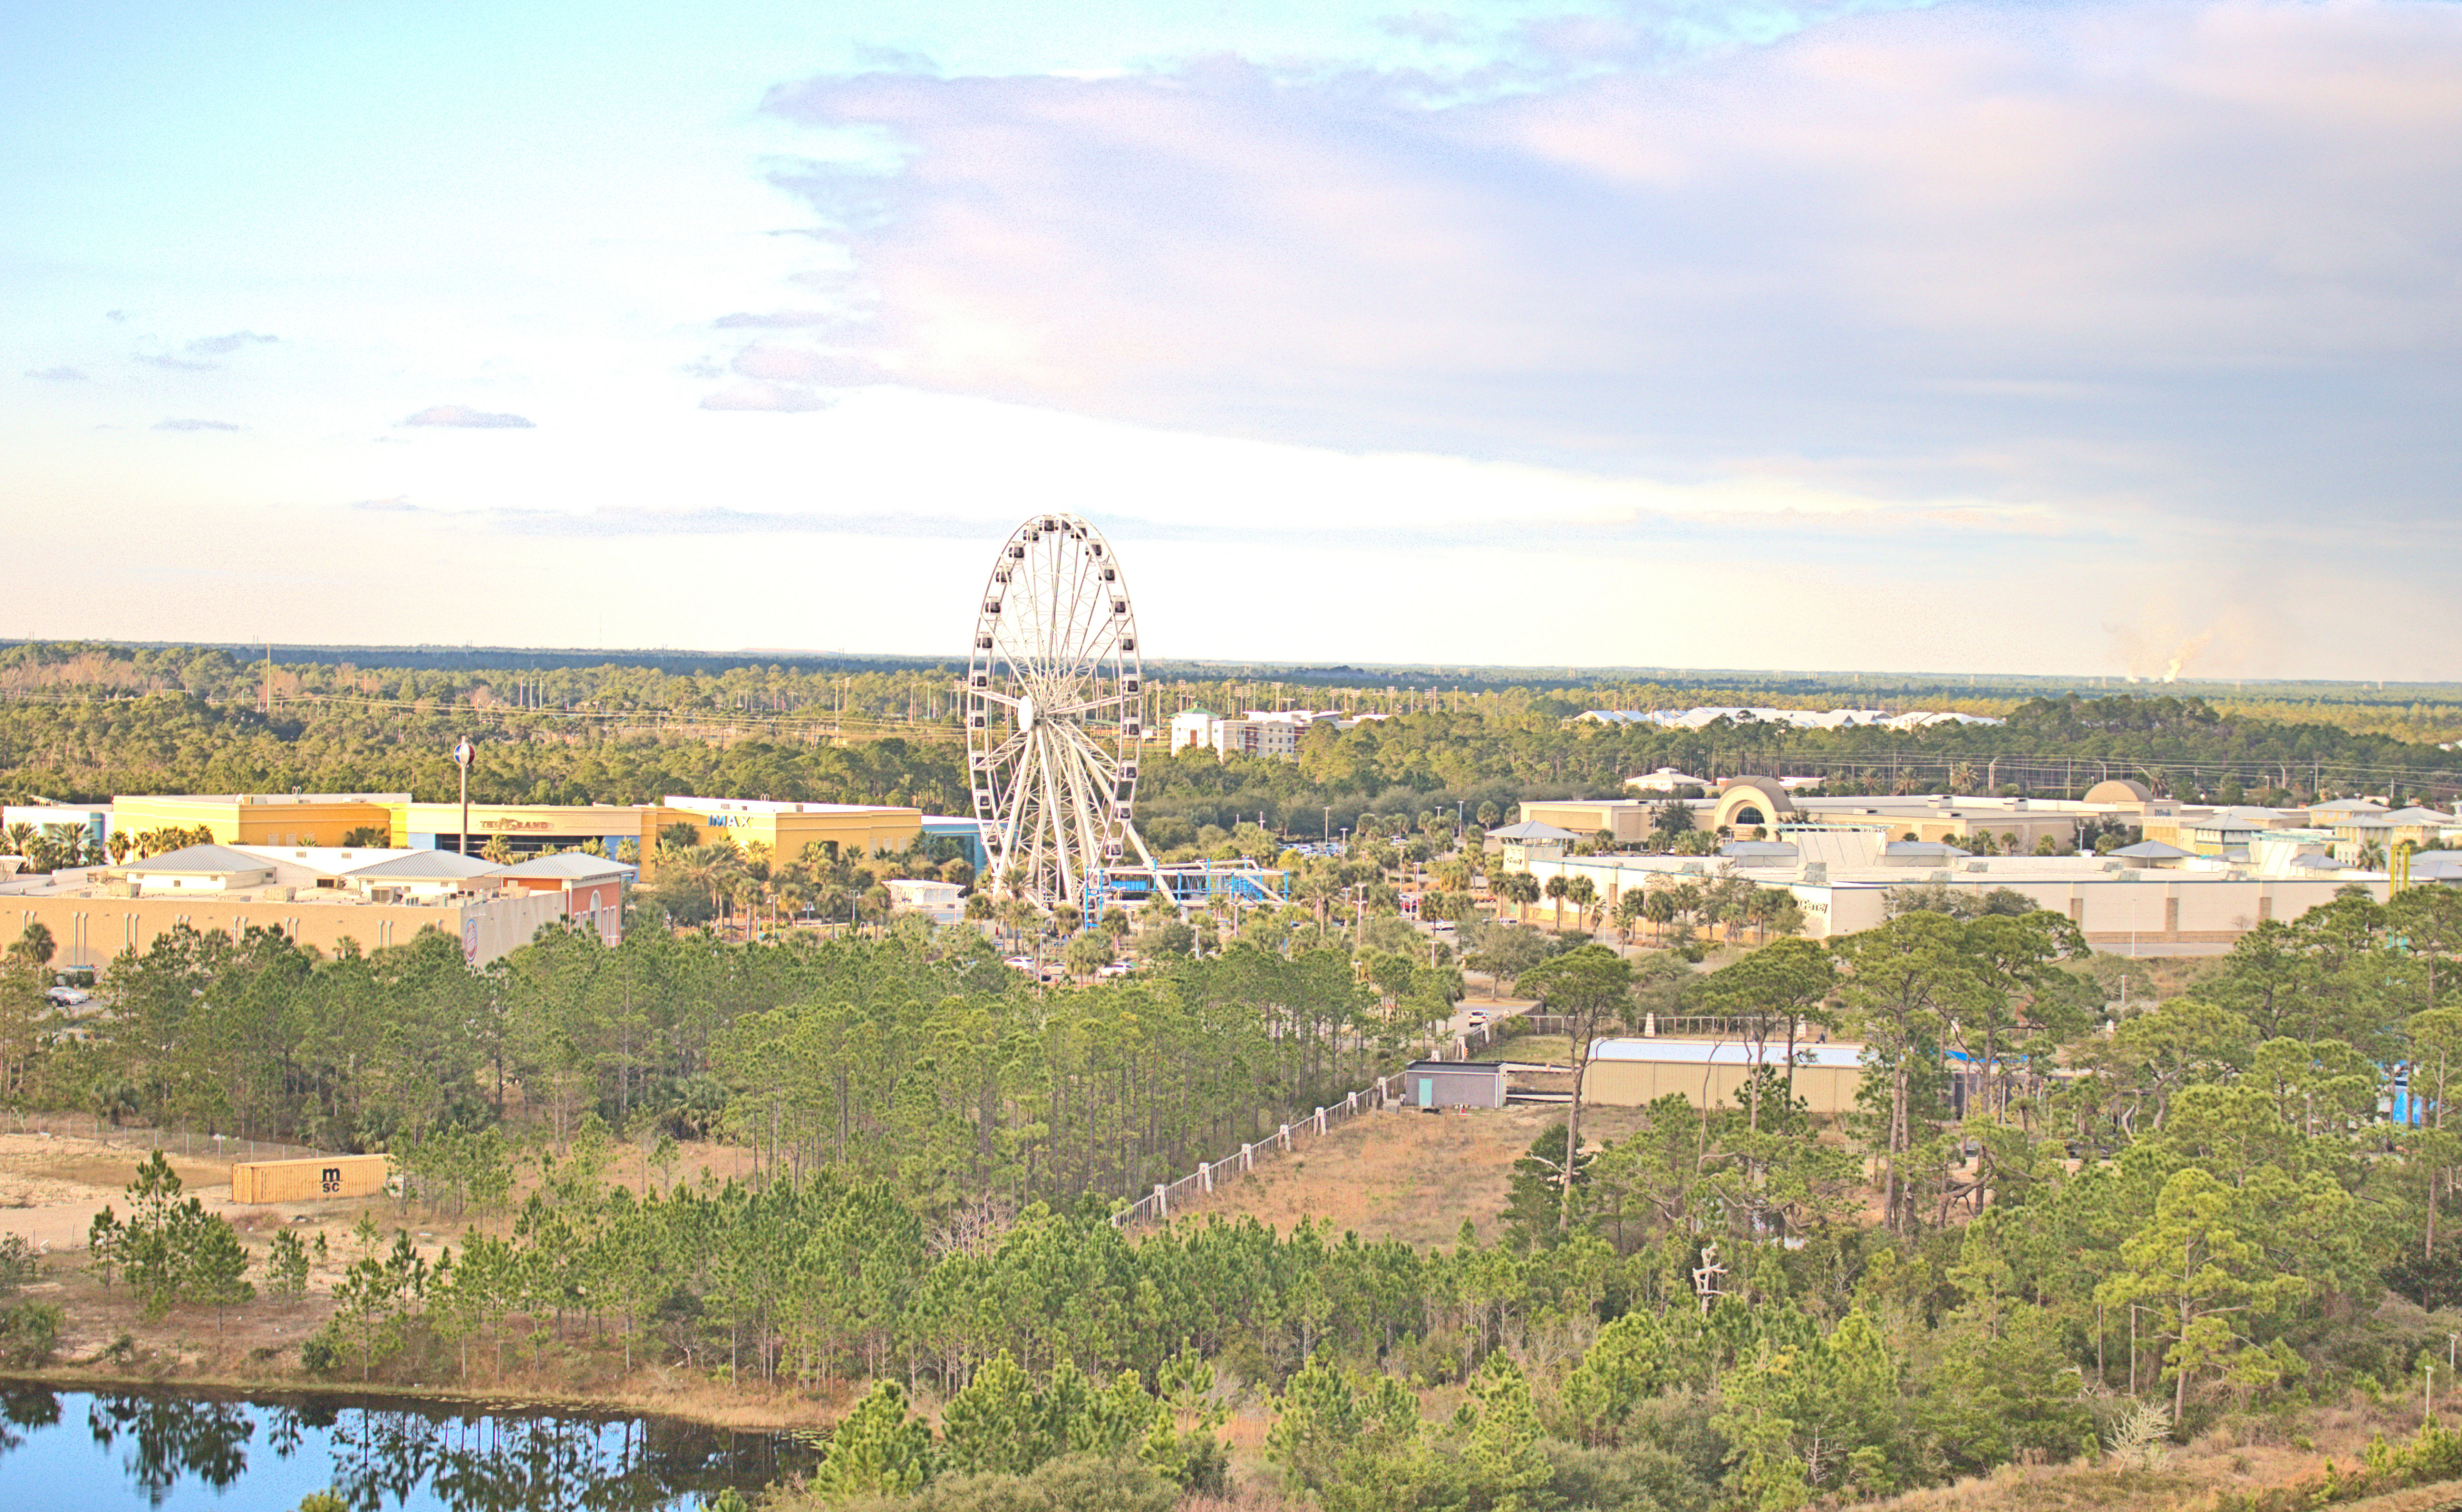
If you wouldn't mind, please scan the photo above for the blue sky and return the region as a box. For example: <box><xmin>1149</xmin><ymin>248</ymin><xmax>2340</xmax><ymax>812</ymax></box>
<box><xmin>7</xmin><ymin>0</ymin><xmax>2458</xmax><ymax>677</ymax></box>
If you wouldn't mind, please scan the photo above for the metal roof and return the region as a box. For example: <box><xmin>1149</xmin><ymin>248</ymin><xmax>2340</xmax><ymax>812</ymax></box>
<box><xmin>1591</xmin><ymin>1038</ymin><xmax>1866</xmax><ymax>1069</ymax></box>
<box><xmin>346</xmin><ymin>851</ymin><xmax>504</xmax><ymax>881</ymax></box>
<box><xmin>496</xmin><ymin>851</ymin><xmax>629</xmax><ymax>879</ymax></box>
<box><xmin>1490</xmin><ymin>820</ymin><xmax>1582</xmax><ymax>840</ymax></box>
<box><xmin>122</xmin><ymin>844</ymin><xmax>275</xmax><ymax>874</ymax></box>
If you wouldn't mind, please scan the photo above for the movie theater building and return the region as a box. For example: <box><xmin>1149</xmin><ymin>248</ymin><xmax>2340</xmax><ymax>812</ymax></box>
<box><xmin>396</xmin><ymin>801</ymin><xmax>678</xmax><ymax>860</ymax></box>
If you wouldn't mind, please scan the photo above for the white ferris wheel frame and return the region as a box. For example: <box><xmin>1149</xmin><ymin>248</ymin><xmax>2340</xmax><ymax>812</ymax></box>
<box><xmin>963</xmin><ymin>513</ymin><xmax>1168</xmax><ymax>913</ymax></box>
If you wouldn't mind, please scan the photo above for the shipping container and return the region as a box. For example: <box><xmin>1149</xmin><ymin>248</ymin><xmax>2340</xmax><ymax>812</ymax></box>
<box><xmin>230</xmin><ymin>1153</ymin><xmax>391</xmax><ymax>1204</ymax></box>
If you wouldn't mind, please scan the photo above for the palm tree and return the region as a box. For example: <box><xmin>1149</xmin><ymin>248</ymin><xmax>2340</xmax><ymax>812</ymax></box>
<box><xmin>1499</xmin><ymin>871</ymin><xmax>1541</xmax><ymax>924</ymax></box>
<box><xmin>1564</xmin><ymin>875</ymin><xmax>1597</xmax><ymax>933</ymax></box>
<box><xmin>1612</xmin><ymin>889</ymin><xmax>1646</xmax><ymax>948</ymax></box>
<box><xmin>998</xmin><ymin>896</ymin><xmax>1038</xmax><ymax>951</ymax></box>
<box><xmin>1643</xmin><ymin>889</ymin><xmax>1677</xmax><ymax>944</ymax></box>
<box><xmin>105</xmin><ymin>831</ymin><xmax>132</xmax><ymax>864</ymax></box>
<box><xmin>729</xmin><ymin>875</ymin><xmax>763</xmax><ymax>938</ymax></box>
<box><xmin>480</xmin><ymin>834</ymin><xmax>517</xmax><ymax>866</ymax></box>
<box><xmin>1668</xmin><ymin>882</ymin><xmax>1704</xmax><ymax>940</ymax></box>
<box><xmin>1062</xmin><ymin>930</ymin><xmax>1114</xmax><ymax>981</ymax></box>
<box><xmin>1543</xmin><ymin>873</ymin><xmax>1570</xmax><ymax>932</ymax></box>
<box><xmin>0</xmin><ymin>823</ymin><xmax>32</xmax><ymax>857</ymax></box>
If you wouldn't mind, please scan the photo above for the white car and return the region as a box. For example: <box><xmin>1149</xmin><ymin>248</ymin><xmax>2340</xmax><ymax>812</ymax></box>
<box><xmin>1096</xmin><ymin>961</ymin><xmax>1134</xmax><ymax>978</ymax></box>
<box><xmin>44</xmin><ymin>986</ymin><xmax>90</xmax><ymax>1008</ymax></box>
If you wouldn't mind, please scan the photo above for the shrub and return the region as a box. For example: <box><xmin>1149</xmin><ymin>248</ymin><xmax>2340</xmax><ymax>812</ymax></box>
<box><xmin>835</xmin><ymin>1456</ymin><xmax>1175</xmax><ymax>1512</ymax></box>
<box><xmin>0</xmin><ymin>1301</ymin><xmax>62</xmax><ymax>1367</ymax></box>
<box><xmin>300</xmin><ymin>1331</ymin><xmax>341</xmax><ymax>1376</ymax></box>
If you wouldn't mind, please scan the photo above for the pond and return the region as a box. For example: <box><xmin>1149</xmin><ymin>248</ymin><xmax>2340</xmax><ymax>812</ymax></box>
<box><xmin>0</xmin><ymin>1383</ymin><xmax>820</xmax><ymax>1511</ymax></box>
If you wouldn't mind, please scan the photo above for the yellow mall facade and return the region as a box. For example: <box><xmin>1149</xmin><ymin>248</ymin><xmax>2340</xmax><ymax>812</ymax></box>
<box><xmin>110</xmin><ymin>793</ymin><xmax>926</xmax><ymax>868</ymax></box>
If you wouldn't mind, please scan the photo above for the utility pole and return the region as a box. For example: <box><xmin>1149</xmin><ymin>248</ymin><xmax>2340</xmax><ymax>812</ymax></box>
<box><xmin>454</xmin><ymin>738</ymin><xmax>475</xmax><ymax>857</ymax></box>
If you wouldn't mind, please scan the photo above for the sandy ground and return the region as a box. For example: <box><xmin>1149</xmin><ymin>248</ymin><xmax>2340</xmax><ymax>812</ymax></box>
<box><xmin>1170</xmin><ymin>1099</ymin><xmax>1656</xmax><ymax>1248</ymax></box>
<box><xmin>0</xmin><ymin>1134</ymin><xmax>246</xmax><ymax>1254</ymax></box>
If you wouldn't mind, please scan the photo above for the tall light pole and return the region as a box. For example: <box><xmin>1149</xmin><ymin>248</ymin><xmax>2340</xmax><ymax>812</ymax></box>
<box><xmin>453</xmin><ymin>737</ymin><xmax>474</xmax><ymax>857</ymax></box>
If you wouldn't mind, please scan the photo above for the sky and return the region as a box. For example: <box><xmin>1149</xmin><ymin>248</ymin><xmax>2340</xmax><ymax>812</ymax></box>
<box><xmin>6</xmin><ymin>0</ymin><xmax>2458</xmax><ymax>679</ymax></box>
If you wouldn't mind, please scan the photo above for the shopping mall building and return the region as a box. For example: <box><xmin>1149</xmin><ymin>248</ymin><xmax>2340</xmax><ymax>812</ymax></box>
<box><xmin>106</xmin><ymin>792</ymin><xmax>935</xmax><ymax>867</ymax></box>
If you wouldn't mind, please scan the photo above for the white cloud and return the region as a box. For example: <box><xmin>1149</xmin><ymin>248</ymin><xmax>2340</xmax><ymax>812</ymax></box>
<box><xmin>760</xmin><ymin>1</ymin><xmax>2462</xmax><ymax>536</ymax></box>
<box><xmin>698</xmin><ymin>380</ymin><xmax>832</xmax><ymax>412</ymax></box>
<box><xmin>401</xmin><ymin>404</ymin><xmax>537</xmax><ymax>429</ymax></box>
<box><xmin>186</xmin><ymin>330</ymin><xmax>279</xmax><ymax>355</ymax></box>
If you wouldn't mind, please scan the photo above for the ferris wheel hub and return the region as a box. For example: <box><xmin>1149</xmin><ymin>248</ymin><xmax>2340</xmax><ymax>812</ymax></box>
<box><xmin>1016</xmin><ymin>693</ymin><xmax>1038</xmax><ymax>733</ymax></box>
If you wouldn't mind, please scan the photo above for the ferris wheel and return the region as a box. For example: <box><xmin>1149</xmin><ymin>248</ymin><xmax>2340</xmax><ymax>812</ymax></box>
<box><xmin>963</xmin><ymin>513</ymin><xmax>1166</xmax><ymax>912</ymax></box>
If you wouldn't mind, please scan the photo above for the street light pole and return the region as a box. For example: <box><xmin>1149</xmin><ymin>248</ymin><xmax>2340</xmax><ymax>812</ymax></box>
<box><xmin>453</xmin><ymin>737</ymin><xmax>474</xmax><ymax>857</ymax></box>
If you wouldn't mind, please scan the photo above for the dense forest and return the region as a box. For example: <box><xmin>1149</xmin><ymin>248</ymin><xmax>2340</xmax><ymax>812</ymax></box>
<box><xmin>0</xmin><ymin>642</ymin><xmax>2457</xmax><ymax>853</ymax></box>
<box><xmin>4</xmin><ymin>920</ymin><xmax>1452</xmax><ymax>1207</ymax></box>
<box><xmin>13</xmin><ymin>883</ymin><xmax>2462</xmax><ymax>1508</ymax></box>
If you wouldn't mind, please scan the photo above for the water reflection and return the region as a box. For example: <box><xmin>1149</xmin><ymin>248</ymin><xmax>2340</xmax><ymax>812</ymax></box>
<box><xmin>0</xmin><ymin>1385</ymin><xmax>815</xmax><ymax>1510</ymax></box>
<box><xmin>89</xmin><ymin>1392</ymin><xmax>256</xmax><ymax>1501</ymax></box>
<box><xmin>0</xmin><ymin>1384</ymin><xmax>61</xmax><ymax>1454</ymax></box>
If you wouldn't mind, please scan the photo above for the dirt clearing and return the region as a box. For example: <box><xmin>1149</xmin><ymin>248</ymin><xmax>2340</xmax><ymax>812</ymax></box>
<box><xmin>1168</xmin><ymin>1101</ymin><xmax>1655</xmax><ymax>1247</ymax></box>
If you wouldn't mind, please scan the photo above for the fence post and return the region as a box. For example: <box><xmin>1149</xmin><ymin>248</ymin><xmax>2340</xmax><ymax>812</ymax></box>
<box><xmin>1314</xmin><ymin>1107</ymin><xmax>1326</xmax><ymax>1136</ymax></box>
<box><xmin>1645</xmin><ymin>1012</ymin><xmax>1657</xmax><ymax>1037</ymax></box>
<box><xmin>1200</xmin><ymin>1161</ymin><xmax>1213</xmax><ymax>1193</ymax></box>
<box><xmin>1154</xmin><ymin>1182</ymin><xmax>1168</xmax><ymax>1219</ymax></box>
<box><xmin>1278</xmin><ymin>1123</ymin><xmax>1290</xmax><ymax>1150</ymax></box>
<box><xmin>1241</xmin><ymin>1142</ymin><xmax>1253</xmax><ymax>1171</ymax></box>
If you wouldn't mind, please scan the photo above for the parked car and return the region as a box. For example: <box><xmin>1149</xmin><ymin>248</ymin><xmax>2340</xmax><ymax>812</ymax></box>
<box><xmin>1096</xmin><ymin>961</ymin><xmax>1134</xmax><ymax>978</ymax></box>
<box><xmin>44</xmin><ymin>986</ymin><xmax>90</xmax><ymax>1007</ymax></box>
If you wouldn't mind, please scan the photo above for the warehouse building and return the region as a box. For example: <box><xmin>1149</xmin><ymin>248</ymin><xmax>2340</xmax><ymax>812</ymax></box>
<box><xmin>0</xmin><ymin>840</ymin><xmax>632</xmax><ymax>972</ymax></box>
<box><xmin>1583</xmin><ymin>1038</ymin><xmax>1867</xmax><ymax>1114</ymax></box>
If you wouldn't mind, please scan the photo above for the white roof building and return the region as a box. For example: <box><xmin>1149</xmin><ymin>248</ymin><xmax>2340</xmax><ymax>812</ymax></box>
<box><xmin>1627</xmin><ymin>767</ymin><xmax>1710</xmax><ymax>792</ymax></box>
<box><xmin>885</xmin><ymin>877</ymin><xmax>965</xmax><ymax>924</ymax></box>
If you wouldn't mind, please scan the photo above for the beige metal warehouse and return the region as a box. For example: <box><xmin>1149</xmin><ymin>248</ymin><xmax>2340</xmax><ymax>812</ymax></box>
<box><xmin>1583</xmin><ymin>1038</ymin><xmax>1866</xmax><ymax>1114</ymax></box>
